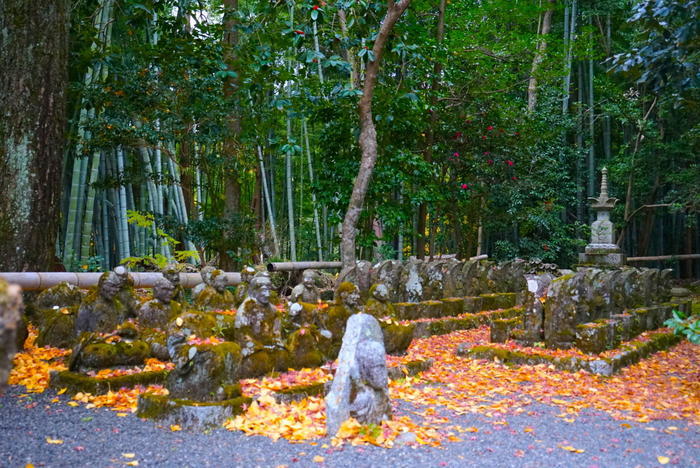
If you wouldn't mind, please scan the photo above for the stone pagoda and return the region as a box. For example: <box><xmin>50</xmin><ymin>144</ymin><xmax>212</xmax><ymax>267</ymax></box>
<box><xmin>579</xmin><ymin>168</ymin><xmax>626</xmax><ymax>266</ymax></box>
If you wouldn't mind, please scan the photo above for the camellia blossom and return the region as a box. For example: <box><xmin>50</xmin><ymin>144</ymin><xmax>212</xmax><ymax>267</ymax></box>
<box><xmin>481</xmin><ymin>135</ymin><xmax>487</xmax><ymax>140</ymax></box>
<box><xmin>294</xmin><ymin>30</ymin><xmax>305</xmax><ymax>35</ymax></box>
<box><xmin>460</xmin><ymin>183</ymin><xmax>469</xmax><ymax>189</ymax></box>
<box><xmin>312</xmin><ymin>5</ymin><xmax>319</xmax><ymax>9</ymax></box>
<box><xmin>487</xmin><ymin>159</ymin><xmax>494</xmax><ymax>165</ymax></box>
<box><xmin>486</xmin><ymin>125</ymin><xmax>494</xmax><ymax>131</ymax></box>
<box><xmin>483</xmin><ymin>151</ymin><xmax>490</xmax><ymax>155</ymax></box>
<box><xmin>453</xmin><ymin>131</ymin><xmax>463</xmax><ymax>139</ymax></box>
<box><xmin>512</xmin><ymin>176</ymin><xmax>518</xmax><ymax>180</ymax></box>
<box><xmin>505</xmin><ymin>160</ymin><xmax>514</xmax><ymax>166</ymax></box>
<box><xmin>453</xmin><ymin>152</ymin><xmax>460</xmax><ymax>158</ymax></box>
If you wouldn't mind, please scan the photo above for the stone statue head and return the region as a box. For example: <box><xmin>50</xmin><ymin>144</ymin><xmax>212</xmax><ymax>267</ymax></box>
<box><xmin>162</xmin><ymin>263</ymin><xmax>182</xmax><ymax>286</ymax></box>
<box><xmin>356</xmin><ymin>340</ymin><xmax>387</xmax><ymax>389</ymax></box>
<box><xmin>154</xmin><ymin>278</ymin><xmax>175</xmax><ymax>304</ymax></box>
<box><xmin>98</xmin><ymin>272</ymin><xmax>121</xmax><ymax>301</ymax></box>
<box><xmin>335</xmin><ymin>282</ymin><xmax>361</xmax><ymax>309</ymax></box>
<box><xmin>302</xmin><ymin>270</ymin><xmax>317</xmax><ymax>289</ymax></box>
<box><xmin>113</xmin><ymin>265</ymin><xmax>130</xmax><ymax>288</ymax></box>
<box><xmin>210</xmin><ymin>269</ymin><xmax>228</xmax><ymax>293</ymax></box>
<box><xmin>250</xmin><ymin>274</ymin><xmax>272</xmax><ymax>305</ymax></box>
<box><xmin>241</xmin><ymin>266</ymin><xmax>256</xmax><ymax>284</ymax></box>
<box><xmin>371</xmin><ymin>284</ymin><xmax>389</xmax><ymax>302</ymax></box>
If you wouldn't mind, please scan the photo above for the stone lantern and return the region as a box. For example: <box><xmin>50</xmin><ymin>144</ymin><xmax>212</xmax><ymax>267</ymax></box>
<box><xmin>579</xmin><ymin>168</ymin><xmax>626</xmax><ymax>266</ymax></box>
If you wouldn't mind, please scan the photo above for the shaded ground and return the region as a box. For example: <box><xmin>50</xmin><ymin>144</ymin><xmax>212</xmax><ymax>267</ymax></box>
<box><xmin>1</xmin><ymin>384</ymin><xmax>698</xmax><ymax>468</ymax></box>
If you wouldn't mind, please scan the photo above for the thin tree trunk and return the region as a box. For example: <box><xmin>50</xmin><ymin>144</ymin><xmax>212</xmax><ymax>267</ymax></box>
<box><xmin>562</xmin><ymin>0</ymin><xmax>576</xmax><ymax>115</ymax></box>
<box><xmin>257</xmin><ymin>145</ymin><xmax>280</xmax><ymax>257</ymax></box>
<box><xmin>116</xmin><ymin>147</ymin><xmax>131</xmax><ymax>260</ymax></box>
<box><xmin>338</xmin><ymin>9</ymin><xmax>360</xmax><ymax>89</ymax></box>
<box><xmin>417</xmin><ymin>0</ymin><xmax>446</xmax><ymax>259</ymax></box>
<box><xmin>527</xmin><ymin>0</ymin><xmax>556</xmax><ymax>113</ymax></box>
<box><xmin>340</xmin><ymin>0</ymin><xmax>412</xmax><ymax>270</ymax></box>
<box><xmin>303</xmin><ymin>120</ymin><xmax>323</xmax><ymax>261</ymax></box>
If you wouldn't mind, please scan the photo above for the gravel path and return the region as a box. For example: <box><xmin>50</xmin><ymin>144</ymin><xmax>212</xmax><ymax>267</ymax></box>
<box><xmin>1</xmin><ymin>386</ymin><xmax>697</xmax><ymax>468</ymax></box>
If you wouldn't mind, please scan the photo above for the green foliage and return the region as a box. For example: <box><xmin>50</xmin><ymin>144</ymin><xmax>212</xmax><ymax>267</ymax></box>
<box><xmin>664</xmin><ymin>309</ymin><xmax>700</xmax><ymax>344</ymax></box>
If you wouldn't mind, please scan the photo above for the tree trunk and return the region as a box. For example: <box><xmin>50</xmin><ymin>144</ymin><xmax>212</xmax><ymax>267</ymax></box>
<box><xmin>527</xmin><ymin>0</ymin><xmax>556</xmax><ymax>113</ymax></box>
<box><xmin>0</xmin><ymin>0</ymin><xmax>69</xmax><ymax>271</ymax></box>
<box><xmin>417</xmin><ymin>0</ymin><xmax>446</xmax><ymax>259</ymax></box>
<box><xmin>222</xmin><ymin>0</ymin><xmax>242</xmax><ymax>219</ymax></box>
<box><xmin>340</xmin><ymin>0</ymin><xmax>412</xmax><ymax>271</ymax></box>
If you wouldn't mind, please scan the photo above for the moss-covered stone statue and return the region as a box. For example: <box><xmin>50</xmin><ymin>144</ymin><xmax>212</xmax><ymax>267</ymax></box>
<box><xmin>290</xmin><ymin>269</ymin><xmax>321</xmax><ymax>304</ymax></box>
<box><xmin>31</xmin><ymin>282</ymin><xmax>83</xmax><ymax>348</ymax></box>
<box><xmin>113</xmin><ymin>266</ymin><xmax>139</xmax><ymax>318</ymax></box>
<box><xmin>364</xmin><ymin>283</ymin><xmax>414</xmax><ymax>355</ymax></box>
<box><xmin>192</xmin><ymin>266</ymin><xmax>216</xmax><ymax>301</ymax></box>
<box><xmin>162</xmin><ymin>263</ymin><xmax>186</xmax><ymax>304</ymax></box>
<box><xmin>320</xmin><ymin>282</ymin><xmax>361</xmax><ymax>358</ymax></box>
<box><xmin>233</xmin><ymin>266</ymin><xmax>256</xmax><ymax>308</ymax></box>
<box><xmin>194</xmin><ymin>269</ymin><xmax>235</xmax><ymax>312</ymax></box>
<box><xmin>75</xmin><ymin>271</ymin><xmax>130</xmax><ymax>335</ymax></box>
<box><xmin>235</xmin><ymin>274</ymin><xmax>287</xmax><ymax>376</ymax></box>
<box><xmin>137</xmin><ymin>279</ymin><xmax>182</xmax><ymax>329</ymax></box>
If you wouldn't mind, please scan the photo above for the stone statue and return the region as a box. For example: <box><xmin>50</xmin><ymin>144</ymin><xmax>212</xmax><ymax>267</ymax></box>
<box><xmin>325</xmin><ymin>313</ymin><xmax>391</xmax><ymax>436</ymax></box>
<box><xmin>235</xmin><ymin>274</ymin><xmax>282</xmax><ymax>355</ymax></box>
<box><xmin>364</xmin><ymin>283</ymin><xmax>395</xmax><ymax>319</ymax></box>
<box><xmin>290</xmin><ymin>269</ymin><xmax>320</xmax><ymax>304</ymax></box>
<box><xmin>192</xmin><ymin>266</ymin><xmax>216</xmax><ymax>300</ymax></box>
<box><xmin>162</xmin><ymin>263</ymin><xmax>186</xmax><ymax>303</ymax></box>
<box><xmin>233</xmin><ymin>266</ymin><xmax>256</xmax><ymax>307</ymax></box>
<box><xmin>113</xmin><ymin>266</ymin><xmax>139</xmax><ymax>317</ymax></box>
<box><xmin>194</xmin><ymin>269</ymin><xmax>235</xmax><ymax>311</ymax></box>
<box><xmin>75</xmin><ymin>271</ymin><xmax>129</xmax><ymax>334</ymax></box>
<box><xmin>137</xmin><ymin>278</ymin><xmax>182</xmax><ymax>329</ymax></box>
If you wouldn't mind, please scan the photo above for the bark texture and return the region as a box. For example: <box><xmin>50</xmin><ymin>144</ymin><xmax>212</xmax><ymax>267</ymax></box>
<box><xmin>0</xmin><ymin>0</ymin><xmax>69</xmax><ymax>271</ymax></box>
<box><xmin>340</xmin><ymin>0</ymin><xmax>412</xmax><ymax>270</ymax></box>
<box><xmin>526</xmin><ymin>0</ymin><xmax>555</xmax><ymax>113</ymax></box>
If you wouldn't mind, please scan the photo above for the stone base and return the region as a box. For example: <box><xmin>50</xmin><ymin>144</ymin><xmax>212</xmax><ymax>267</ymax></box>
<box><xmin>578</xmin><ymin>244</ymin><xmax>626</xmax><ymax>266</ymax></box>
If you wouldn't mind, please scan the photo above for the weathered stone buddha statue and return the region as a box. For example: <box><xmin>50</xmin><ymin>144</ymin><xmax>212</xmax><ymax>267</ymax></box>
<box><xmin>192</xmin><ymin>266</ymin><xmax>216</xmax><ymax>301</ymax></box>
<box><xmin>235</xmin><ymin>274</ymin><xmax>283</xmax><ymax>355</ymax></box>
<box><xmin>290</xmin><ymin>269</ymin><xmax>321</xmax><ymax>304</ymax></box>
<box><xmin>162</xmin><ymin>263</ymin><xmax>186</xmax><ymax>304</ymax></box>
<box><xmin>137</xmin><ymin>278</ymin><xmax>182</xmax><ymax>329</ymax></box>
<box><xmin>364</xmin><ymin>283</ymin><xmax>395</xmax><ymax>319</ymax></box>
<box><xmin>233</xmin><ymin>266</ymin><xmax>256</xmax><ymax>308</ymax></box>
<box><xmin>75</xmin><ymin>271</ymin><xmax>129</xmax><ymax>335</ymax></box>
<box><xmin>113</xmin><ymin>265</ymin><xmax>138</xmax><ymax>318</ymax></box>
<box><xmin>194</xmin><ymin>269</ymin><xmax>235</xmax><ymax>311</ymax></box>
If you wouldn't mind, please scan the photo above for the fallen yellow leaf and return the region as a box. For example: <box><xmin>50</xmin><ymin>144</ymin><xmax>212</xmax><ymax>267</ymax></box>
<box><xmin>170</xmin><ymin>424</ymin><xmax>182</xmax><ymax>432</ymax></box>
<box><xmin>559</xmin><ymin>445</ymin><xmax>584</xmax><ymax>453</ymax></box>
<box><xmin>57</xmin><ymin>388</ymin><xmax>67</xmax><ymax>395</ymax></box>
<box><xmin>125</xmin><ymin>461</ymin><xmax>139</xmax><ymax>467</ymax></box>
<box><xmin>122</xmin><ymin>453</ymin><xmax>135</xmax><ymax>458</ymax></box>
<box><xmin>657</xmin><ymin>456</ymin><xmax>670</xmax><ymax>465</ymax></box>
<box><xmin>116</xmin><ymin>413</ymin><xmax>128</xmax><ymax>417</ymax></box>
<box><xmin>523</xmin><ymin>427</ymin><xmax>534</xmax><ymax>433</ymax></box>
<box><xmin>67</xmin><ymin>401</ymin><xmax>79</xmax><ymax>407</ymax></box>
<box><xmin>45</xmin><ymin>437</ymin><xmax>63</xmax><ymax>445</ymax></box>
<box><xmin>313</xmin><ymin>455</ymin><xmax>324</xmax><ymax>463</ymax></box>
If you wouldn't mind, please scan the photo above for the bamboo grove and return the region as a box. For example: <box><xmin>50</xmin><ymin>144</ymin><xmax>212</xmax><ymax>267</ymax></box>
<box><xmin>17</xmin><ymin>0</ymin><xmax>700</xmax><ymax>274</ymax></box>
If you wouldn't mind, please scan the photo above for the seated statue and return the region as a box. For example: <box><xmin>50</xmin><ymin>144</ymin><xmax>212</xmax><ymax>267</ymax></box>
<box><xmin>192</xmin><ymin>266</ymin><xmax>216</xmax><ymax>301</ymax></box>
<box><xmin>233</xmin><ymin>266</ymin><xmax>256</xmax><ymax>308</ymax></box>
<box><xmin>113</xmin><ymin>265</ymin><xmax>138</xmax><ymax>318</ymax></box>
<box><xmin>194</xmin><ymin>269</ymin><xmax>235</xmax><ymax>311</ymax></box>
<box><xmin>364</xmin><ymin>283</ymin><xmax>395</xmax><ymax>319</ymax></box>
<box><xmin>349</xmin><ymin>339</ymin><xmax>392</xmax><ymax>425</ymax></box>
<box><xmin>162</xmin><ymin>263</ymin><xmax>186</xmax><ymax>304</ymax></box>
<box><xmin>290</xmin><ymin>269</ymin><xmax>320</xmax><ymax>304</ymax></box>
<box><xmin>235</xmin><ymin>274</ymin><xmax>282</xmax><ymax>355</ymax></box>
<box><xmin>321</xmin><ymin>282</ymin><xmax>362</xmax><ymax>356</ymax></box>
<box><xmin>137</xmin><ymin>279</ymin><xmax>182</xmax><ymax>329</ymax></box>
<box><xmin>75</xmin><ymin>271</ymin><xmax>129</xmax><ymax>335</ymax></box>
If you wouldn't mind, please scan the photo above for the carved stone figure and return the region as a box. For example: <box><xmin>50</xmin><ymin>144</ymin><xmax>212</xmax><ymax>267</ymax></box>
<box><xmin>113</xmin><ymin>266</ymin><xmax>139</xmax><ymax>317</ymax></box>
<box><xmin>290</xmin><ymin>269</ymin><xmax>320</xmax><ymax>304</ymax></box>
<box><xmin>192</xmin><ymin>266</ymin><xmax>216</xmax><ymax>300</ymax></box>
<box><xmin>137</xmin><ymin>279</ymin><xmax>182</xmax><ymax>329</ymax></box>
<box><xmin>325</xmin><ymin>313</ymin><xmax>391</xmax><ymax>436</ymax></box>
<box><xmin>235</xmin><ymin>274</ymin><xmax>282</xmax><ymax>354</ymax></box>
<box><xmin>162</xmin><ymin>263</ymin><xmax>186</xmax><ymax>303</ymax></box>
<box><xmin>194</xmin><ymin>269</ymin><xmax>235</xmax><ymax>311</ymax></box>
<box><xmin>75</xmin><ymin>271</ymin><xmax>129</xmax><ymax>334</ymax></box>
<box><xmin>233</xmin><ymin>266</ymin><xmax>256</xmax><ymax>307</ymax></box>
<box><xmin>364</xmin><ymin>284</ymin><xmax>394</xmax><ymax>319</ymax></box>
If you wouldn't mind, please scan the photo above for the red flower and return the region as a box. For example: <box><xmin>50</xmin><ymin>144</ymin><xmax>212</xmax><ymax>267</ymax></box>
<box><xmin>312</xmin><ymin>5</ymin><xmax>319</xmax><ymax>9</ymax></box>
<box><xmin>294</xmin><ymin>30</ymin><xmax>305</xmax><ymax>35</ymax></box>
<box><xmin>486</xmin><ymin>125</ymin><xmax>494</xmax><ymax>131</ymax></box>
<box><xmin>460</xmin><ymin>183</ymin><xmax>469</xmax><ymax>189</ymax></box>
<box><xmin>487</xmin><ymin>159</ymin><xmax>494</xmax><ymax>165</ymax></box>
<box><xmin>511</xmin><ymin>176</ymin><xmax>518</xmax><ymax>180</ymax></box>
<box><xmin>465</xmin><ymin>119</ymin><xmax>472</xmax><ymax>124</ymax></box>
<box><xmin>453</xmin><ymin>131</ymin><xmax>463</xmax><ymax>139</ymax></box>
<box><xmin>513</xmin><ymin>132</ymin><xmax>520</xmax><ymax>136</ymax></box>
<box><xmin>483</xmin><ymin>151</ymin><xmax>490</xmax><ymax>155</ymax></box>
<box><xmin>453</xmin><ymin>152</ymin><xmax>460</xmax><ymax>158</ymax></box>
<box><xmin>481</xmin><ymin>135</ymin><xmax>487</xmax><ymax>140</ymax></box>
<box><xmin>505</xmin><ymin>160</ymin><xmax>514</xmax><ymax>166</ymax></box>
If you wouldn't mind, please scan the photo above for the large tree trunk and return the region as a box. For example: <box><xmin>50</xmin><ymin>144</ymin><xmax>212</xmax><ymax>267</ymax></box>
<box><xmin>340</xmin><ymin>0</ymin><xmax>412</xmax><ymax>270</ymax></box>
<box><xmin>0</xmin><ymin>0</ymin><xmax>69</xmax><ymax>271</ymax></box>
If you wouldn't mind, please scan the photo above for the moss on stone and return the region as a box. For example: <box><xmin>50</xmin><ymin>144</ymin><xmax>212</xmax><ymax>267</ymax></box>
<box><xmin>79</xmin><ymin>340</ymin><xmax>151</xmax><ymax>369</ymax></box>
<box><xmin>50</xmin><ymin>370</ymin><xmax>169</xmax><ymax>395</ymax></box>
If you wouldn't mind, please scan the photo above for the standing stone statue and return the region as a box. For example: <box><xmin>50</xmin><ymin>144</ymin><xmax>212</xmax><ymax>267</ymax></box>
<box><xmin>233</xmin><ymin>266</ymin><xmax>257</xmax><ymax>308</ymax></box>
<box><xmin>235</xmin><ymin>274</ymin><xmax>282</xmax><ymax>354</ymax></box>
<box><xmin>364</xmin><ymin>283</ymin><xmax>394</xmax><ymax>319</ymax></box>
<box><xmin>75</xmin><ymin>271</ymin><xmax>129</xmax><ymax>334</ymax></box>
<box><xmin>325</xmin><ymin>313</ymin><xmax>391</xmax><ymax>436</ymax></box>
<box><xmin>290</xmin><ymin>269</ymin><xmax>320</xmax><ymax>304</ymax></box>
<box><xmin>0</xmin><ymin>280</ymin><xmax>23</xmax><ymax>393</ymax></box>
<box><xmin>194</xmin><ymin>269</ymin><xmax>235</xmax><ymax>311</ymax></box>
<box><xmin>113</xmin><ymin>266</ymin><xmax>139</xmax><ymax>317</ymax></box>
<box><xmin>137</xmin><ymin>279</ymin><xmax>182</xmax><ymax>329</ymax></box>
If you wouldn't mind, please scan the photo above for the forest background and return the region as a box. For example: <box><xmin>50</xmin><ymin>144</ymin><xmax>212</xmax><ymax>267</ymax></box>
<box><xmin>0</xmin><ymin>0</ymin><xmax>698</xmax><ymax>276</ymax></box>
